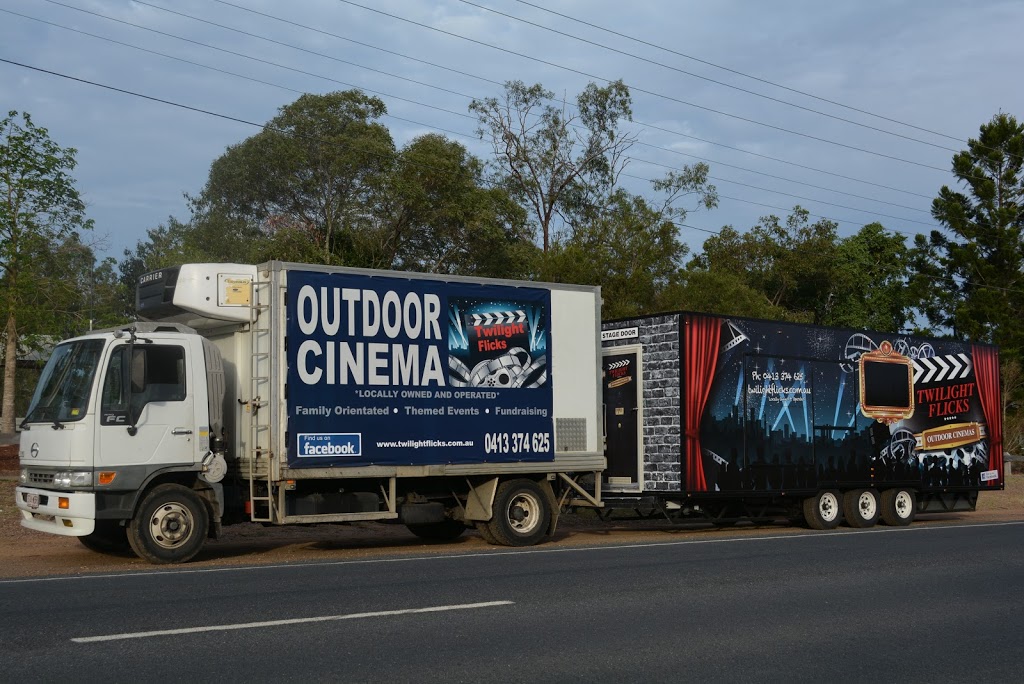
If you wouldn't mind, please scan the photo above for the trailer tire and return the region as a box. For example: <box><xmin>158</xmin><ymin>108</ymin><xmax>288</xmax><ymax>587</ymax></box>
<box><xmin>128</xmin><ymin>484</ymin><xmax>209</xmax><ymax>564</ymax></box>
<box><xmin>843</xmin><ymin>489</ymin><xmax>880</xmax><ymax>528</ymax></box>
<box><xmin>486</xmin><ymin>479</ymin><xmax>550</xmax><ymax>547</ymax></box>
<box><xmin>78</xmin><ymin>520</ymin><xmax>132</xmax><ymax>555</ymax></box>
<box><xmin>880</xmin><ymin>488</ymin><xmax>916</xmax><ymax>526</ymax></box>
<box><xmin>406</xmin><ymin>519</ymin><xmax>466</xmax><ymax>541</ymax></box>
<box><xmin>803</xmin><ymin>490</ymin><xmax>842</xmax><ymax>530</ymax></box>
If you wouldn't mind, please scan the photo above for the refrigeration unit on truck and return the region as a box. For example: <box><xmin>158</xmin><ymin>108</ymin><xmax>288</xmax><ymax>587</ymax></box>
<box><xmin>600</xmin><ymin>311</ymin><xmax>1004</xmax><ymax>528</ymax></box>
<box><xmin>15</xmin><ymin>262</ymin><xmax>605</xmax><ymax>563</ymax></box>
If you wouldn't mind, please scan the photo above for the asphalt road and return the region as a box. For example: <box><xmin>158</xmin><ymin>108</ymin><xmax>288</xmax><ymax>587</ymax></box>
<box><xmin>2</xmin><ymin>521</ymin><xmax>1023</xmax><ymax>683</ymax></box>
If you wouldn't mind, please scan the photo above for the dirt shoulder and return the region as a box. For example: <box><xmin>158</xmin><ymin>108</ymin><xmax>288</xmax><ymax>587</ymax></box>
<box><xmin>3</xmin><ymin>443</ymin><xmax>1022</xmax><ymax>580</ymax></box>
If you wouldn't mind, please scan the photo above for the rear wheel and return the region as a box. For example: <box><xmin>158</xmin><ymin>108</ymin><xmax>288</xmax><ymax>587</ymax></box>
<box><xmin>486</xmin><ymin>479</ymin><xmax>551</xmax><ymax>547</ymax></box>
<box><xmin>128</xmin><ymin>484</ymin><xmax>209</xmax><ymax>564</ymax></box>
<box><xmin>475</xmin><ymin>522</ymin><xmax>499</xmax><ymax>544</ymax></box>
<box><xmin>406</xmin><ymin>519</ymin><xmax>466</xmax><ymax>541</ymax></box>
<box><xmin>803</xmin><ymin>490</ymin><xmax>842</xmax><ymax>530</ymax></box>
<box><xmin>843</xmin><ymin>489</ymin><xmax>880</xmax><ymax>528</ymax></box>
<box><xmin>78</xmin><ymin>520</ymin><xmax>132</xmax><ymax>555</ymax></box>
<box><xmin>880</xmin><ymin>488</ymin><xmax>916</xmax><ymax>526</ymax></box>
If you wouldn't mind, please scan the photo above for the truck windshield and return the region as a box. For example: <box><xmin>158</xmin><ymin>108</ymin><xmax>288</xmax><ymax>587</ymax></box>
<box><xmin>22</xmin><ymin>340</ymin><xmax>105</xmax><ymax>426</ymax></box>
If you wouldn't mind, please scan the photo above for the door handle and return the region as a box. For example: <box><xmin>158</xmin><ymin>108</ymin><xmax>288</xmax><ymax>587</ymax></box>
<box><xmin>171</xmin><ymin>428</ymin><xmax>193</xmax><ymax>435</ymax></box>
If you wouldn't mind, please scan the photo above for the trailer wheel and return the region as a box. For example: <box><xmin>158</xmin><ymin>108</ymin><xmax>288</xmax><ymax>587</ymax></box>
<box><xmin>486</xmin><ymin>479</ymin><xmax>550</xmax><ymax>547</ymax></box>
<box><xmin>843</xmin><ymin>489</ymin><xmax>880</xmax><ymax>528</ymax></box>
<box><xmin>406</xmin><ymin>519</ymin><xmax>466</xmax><ymax>542</ymax></box>
<box><xmin>475</xmin><ymin>522</ymin><xmax>499</xmax><ymax>544</ymax></box>
<box><xmin>78</xmin><ymin>520</ymin><xmax>132</xmax><ymax>555</ymax></box>
<box><xmin>128</xmin><ymin>484</ymin><xmax>209</xmax><ymax>564</ymax></box>
<box><xmin>880</xmin><ymin>488</ymin><xmax>916</xmax><ymax>526</ymax></box>
<box><xmin>803</xmin><ymin>490</ymin><xmax>842</xmax><ymax>530</ymax></box>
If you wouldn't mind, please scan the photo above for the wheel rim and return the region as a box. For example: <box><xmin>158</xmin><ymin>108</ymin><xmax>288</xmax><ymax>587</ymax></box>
<box><xmin>819</xmin><ymin>492</ymin><xmax>839</xmax><ymax>522</ymax></box>
<box><xmin>858</xmin><ymin>491</ymin><xmax>877</xmax><ymax>520</ymax></box>
<box><xmin>505</xmin><ymin>491</ymin><xmax>542</xmax><ymax>535</ymax></box>
<box><xmin>894</xmin><ymin>491</ymin><xmax>913</xmax><ymax>519</ymax></box>
<box><xmin>149</xmin><ymin>502</ymin><xmax>194</xmax><ymax>549</ymax></box>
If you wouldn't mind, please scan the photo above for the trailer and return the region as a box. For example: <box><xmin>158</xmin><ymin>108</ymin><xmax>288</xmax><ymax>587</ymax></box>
<box><xmin>15</xmin><ymin>262</ymin><xmax>605</xmax><ymax>563</ymax></box>
<box><xmin>600</xmin><ymin>311</ymin><xmax>1004</xmax><ymax>528</ymax></box>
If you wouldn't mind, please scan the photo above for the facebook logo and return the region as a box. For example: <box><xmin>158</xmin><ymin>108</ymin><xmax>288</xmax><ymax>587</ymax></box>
<box><xmin>297</xmin><ymin>433</ymin><xmax>362</xmax><ymax>458</ymax></box>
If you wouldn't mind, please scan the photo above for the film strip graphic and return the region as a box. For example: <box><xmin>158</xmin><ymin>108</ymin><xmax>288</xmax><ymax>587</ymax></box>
<box><xmin>912</xmin><ymin>354</ymin><xmax>972</xmax><ymax>384</ymax></box>
<box><xmin>449</xmin><ymin>348</ymin><xmax>547</xmax><ymax>388</ymax></box>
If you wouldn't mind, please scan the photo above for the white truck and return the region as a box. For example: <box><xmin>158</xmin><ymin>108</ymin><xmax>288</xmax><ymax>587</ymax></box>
<box><xmin>15</xmin><ymin>262</ymin><xmax>605</xmax><ymax>563</ymax></box>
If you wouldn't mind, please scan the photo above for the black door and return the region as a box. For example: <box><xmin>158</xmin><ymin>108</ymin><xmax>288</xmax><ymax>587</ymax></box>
<box><xmin>603</xmin><ymin>350</ymin><xmax>640</xmax><ymax>487</ymax></box>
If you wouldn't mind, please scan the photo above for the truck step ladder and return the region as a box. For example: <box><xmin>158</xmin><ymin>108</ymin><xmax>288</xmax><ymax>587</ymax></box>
<box><xmin>247</xmin><ymin>271</ymin><xmax>276</xmax><ymax>522</ymax></box>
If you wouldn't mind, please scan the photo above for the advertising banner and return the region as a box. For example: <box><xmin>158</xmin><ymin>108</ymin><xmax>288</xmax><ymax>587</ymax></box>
<box><xmin>286</xmin><ymin>271</ymin><xmax>553</xmax><ymax>467</ymax></box>
<box><xmin>685</xmin><ymin>316</ymin><xmax>1002</xmax><ymax>492</ymax></box>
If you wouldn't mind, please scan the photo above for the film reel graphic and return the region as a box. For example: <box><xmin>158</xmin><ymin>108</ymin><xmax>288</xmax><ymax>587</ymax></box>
<box><xmin>448</xmin><ymin>347</ymin><xmax>547</xmax><ymax>388</ymax></box>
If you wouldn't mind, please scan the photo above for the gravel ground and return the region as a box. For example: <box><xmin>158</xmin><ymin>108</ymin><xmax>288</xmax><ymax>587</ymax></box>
<box><xmin>2</xmin><ymin>442</ymin><xmax>1021</xmax><ymax>579</ymax></box>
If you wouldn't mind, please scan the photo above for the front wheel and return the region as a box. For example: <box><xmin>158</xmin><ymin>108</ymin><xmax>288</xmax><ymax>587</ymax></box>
<box><xmin>803</xmin><ymin>490</ymin><xmax>842</xmax><ymax>530</ymax></box>
<box><xmin>486</xmin><ymin>479</ymin><xmax>551</xmax><ymax>547</ymax></box>
<box><xmin>128</xmin><ymin>484</ymin><xmax>209</xmax><ymax>564</ymax></box>
<box><xmin>78</xmin><ymin>520</ymin><xmax>133</xmax><ymax>555</ymax></box>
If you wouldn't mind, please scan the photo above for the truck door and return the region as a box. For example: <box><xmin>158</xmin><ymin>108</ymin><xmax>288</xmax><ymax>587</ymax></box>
<box><xmin>603</xmin><ymin>348</ymin><xmax>642</xmax><ymax>491</ymax></box>
<box><xmin>96</xmin><ymin>341</ymin><xmax>200</xmax><ymax>470</ymax></box>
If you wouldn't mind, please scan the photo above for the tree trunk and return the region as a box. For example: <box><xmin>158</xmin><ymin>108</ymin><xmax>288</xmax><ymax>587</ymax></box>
<box><xmin>2</xmin><ymin>313</ymin><xmax>17</xmax><ymax>433</ymax></box>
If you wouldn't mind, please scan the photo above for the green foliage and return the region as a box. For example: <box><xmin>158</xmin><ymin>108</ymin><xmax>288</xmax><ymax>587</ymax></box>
<box><xmin>535</xmin><ymin>160</ymin><xmax>717</xmax><ymax>319</ymax></box>
<box><xmin>470</xmin><ymin>80</ymin><xmax>636</xmax><ymax>251</ymax></box>
<box><xmin>910</xmin><ymin>112</ymin><xmax>1024</xmax><ymax>358</ymax></box>
<box><xmin>826</xmin><ymin>222</ymin><xmax>911</xmax><ymax>331</ymax></box>
<box><xmin>123</xmin><ymin>92</ymin><xmax>536</xmax><ymax>283</ymax></box>
<box><xmin>691</xmin><ymin>207</ymin><xmax>839</xmax><ymax>323</ymax></box>
<box><xmin>0</xmin><ymin>110</ymin><xmax>94</xmax><ymax>430</ymax></box>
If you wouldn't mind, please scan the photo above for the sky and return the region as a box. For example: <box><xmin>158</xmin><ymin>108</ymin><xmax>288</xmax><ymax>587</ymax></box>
<box><xmin>2</xmin><ymin>0</ymin><xmax>1023</xmax><ymax>266</ymax></box>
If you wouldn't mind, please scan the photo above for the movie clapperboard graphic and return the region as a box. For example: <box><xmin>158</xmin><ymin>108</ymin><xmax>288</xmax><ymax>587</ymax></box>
<box><xmin>913</xmin><ymin>354</ymin><xmax>973</xmax><ymax>384</ymax></box>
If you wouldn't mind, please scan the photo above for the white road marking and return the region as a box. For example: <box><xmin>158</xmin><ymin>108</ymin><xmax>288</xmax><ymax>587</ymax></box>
<box><xmin>71</xmin><ymin>600</ymin><xmax>514</xmax><ymax>643</ymax></box>
<box><xmin>1</xmin><ymin>520</ymin><xmax>1021</xmax><ymax>586</ymax></box>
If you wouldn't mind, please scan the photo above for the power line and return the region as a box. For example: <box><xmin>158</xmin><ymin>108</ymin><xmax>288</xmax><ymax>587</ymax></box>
<box><xmin>0</xmin><ymin>56</ymin><xmax>916</xmax><ymax>238</ymax></box>
<box><xmin>4</xmin><ymin>59</ymin><xmax>1017</xmax><ymax>301</ymax></box>
<box><xmin>335</xmin><ymin>0</ymin><xmax>952</xmax><ymax>173</ymax></box>
<box><xmin>511</xmin><ymin>0</ymin><xmax>967</xmax><ymax>145</ymax></box>
<box><xmin>27</xmin><ymin>1</ymin><xmax>939</xmax><ymax>216</ymax></box>
<box><xmin>190</xmin><ymin>0</ymin><xmax>941</xmax><ymax>201</ymax></box>
<box><xmin>456</xmin><ymin>0</ymin><xmax>960</xmax><ymax>155</ymax></box>
<box><xmin>506</xmin><ymin>0</ymin><xmax>1024</xmax><ymax>168</ymax></box>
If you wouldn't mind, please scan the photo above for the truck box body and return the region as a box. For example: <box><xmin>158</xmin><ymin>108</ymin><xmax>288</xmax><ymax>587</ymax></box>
<box><xmin>142</xmin><ymin>262</ymin><xmax>605</xmax><ymax>483</ymax></box>
<box><xmin>601</xmin><ymin>312</ymin><xmax>1003</xmax><ymax>510</ymax></box>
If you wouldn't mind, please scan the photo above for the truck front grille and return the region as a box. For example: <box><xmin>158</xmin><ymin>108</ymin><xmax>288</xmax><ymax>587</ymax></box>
<box><xmin>28</xmin><ymin>472</ymin><xmax>55</xmax><ymax>486</ymax></box>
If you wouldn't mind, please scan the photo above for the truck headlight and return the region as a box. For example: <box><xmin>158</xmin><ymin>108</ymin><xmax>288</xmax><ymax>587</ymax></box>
<box><xmin>19</xmin><ymin>468</ymin><xmax>28</xmax><ymax>484</ymax></box>
<box><xmin>53</xmin><ymin>471</ymin><xmax>93</xmax><ymax>488</ymax></box>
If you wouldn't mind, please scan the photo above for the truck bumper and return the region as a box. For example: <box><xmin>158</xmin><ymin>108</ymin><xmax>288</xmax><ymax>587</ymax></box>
<box><xmin>15</xmin><ymin>486</ymin><xmax>96</xmax><ymax>537</ymax></box>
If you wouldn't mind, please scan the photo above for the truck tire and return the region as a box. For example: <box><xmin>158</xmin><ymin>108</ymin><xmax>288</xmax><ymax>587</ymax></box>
<box><xmin>406</xmin><ymin>519</ymin><xmax>466</xmax><ymax>541</ymax></box>
<box><xmin>802</xmin><ymin>490</ymin><xmax>842</xmax><ymax>530</ymax></box>
<box><xmin>475</xmin><ymin>522</ymin><xmax>499</xmax><ymax>544</ymax></box>
<box><xmin>843</xmin><ymin>489</ymin><xmax>880</xmax><ymax>528</ymax></box>
<box><xmin>128</xmin><ymin>484</ymin><xmax>209</xmax><ymax>564</ymax></box>
<box><xmin>486</xmin><ymin>479</ymin><xmax>550</xmax><ymax>547</ymax></box>
<box><xmin>78</xmin><ymin>520</ymin><xmax>132</xmax><ymax>555</ymax></box>
<box><xmin>880</xmin><ymin>488</ymin><xmax>916</xmax><ymax>526</ymax></box>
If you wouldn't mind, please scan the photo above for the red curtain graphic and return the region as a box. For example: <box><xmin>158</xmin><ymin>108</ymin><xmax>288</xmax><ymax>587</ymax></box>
<box><xmin>972</xmin><ymin>345</ymin><xmax>1003</xmax><ymax>483</ymax></box>
<box><xmin>683</xmin><ymin>315</ymin><xmax>722</xmax><ymax>492</ymax></box>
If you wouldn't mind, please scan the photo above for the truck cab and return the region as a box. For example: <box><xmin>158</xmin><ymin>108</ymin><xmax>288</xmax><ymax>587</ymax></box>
<box><xmin>16</xmin><ymin>324</ymin><xmax>224</xmax><ymax>561</ymax></box>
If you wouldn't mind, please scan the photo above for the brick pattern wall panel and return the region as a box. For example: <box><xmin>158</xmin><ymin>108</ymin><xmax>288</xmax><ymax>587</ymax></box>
<box><xmin>603</xmin><ymin>315</ymin><xmax>682</xmax><ymax>491</ymax></box>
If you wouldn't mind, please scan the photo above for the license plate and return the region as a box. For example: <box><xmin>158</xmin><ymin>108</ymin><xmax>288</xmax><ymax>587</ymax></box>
<box><xmin>26</xmin><ymin>493</ymin><xmax>40</xmax><ymax>509</ymax></box>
